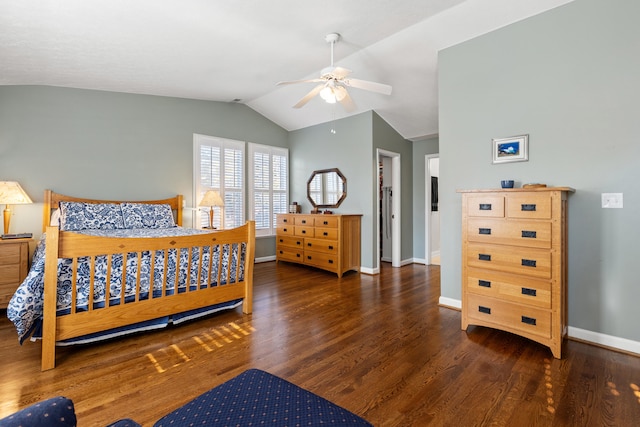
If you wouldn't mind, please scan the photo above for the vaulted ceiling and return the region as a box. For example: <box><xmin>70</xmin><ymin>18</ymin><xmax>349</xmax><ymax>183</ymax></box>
<box><xmin>0</xmin><ymin>0</ymin><xmax>574</xmax><ymax>140</ymax></box>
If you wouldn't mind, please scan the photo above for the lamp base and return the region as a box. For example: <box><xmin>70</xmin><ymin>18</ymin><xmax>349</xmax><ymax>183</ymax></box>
<box><xmin>3</xmin><ymin>207</ymin><xmax>11</xmax><ymax>235</ymax></box>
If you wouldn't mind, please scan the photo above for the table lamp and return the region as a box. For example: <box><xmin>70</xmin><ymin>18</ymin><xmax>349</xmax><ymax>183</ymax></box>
<box><xmin>198</xmin><ymin>190</ymin><xmax>224</xmax><ymax>229</ymax></box>
<box><xmin>0</xmin><ymin>181</ymin><xmax>33</xmax><ymax>236</ymax></box>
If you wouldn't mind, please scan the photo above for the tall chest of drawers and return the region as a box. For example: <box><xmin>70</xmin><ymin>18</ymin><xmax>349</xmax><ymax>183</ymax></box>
<box><xmin>459</xmin><ymin>187</ymin><xmax>573</xmax><ymax>358</ymax></box>
<box><xmin>276</xmin><ymin>214</ymin><xmax>362</xmax><ymax>277</ymax></box>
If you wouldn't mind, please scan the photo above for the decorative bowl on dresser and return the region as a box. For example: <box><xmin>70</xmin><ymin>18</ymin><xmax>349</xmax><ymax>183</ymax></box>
<box><xmin>458</xmin><ymin>187</ymin><xmax>574</xmax><ymax>358</ymax></box>
<box><xmin>276</xmin><ymin>213</ymin><xmax>362</xmax><ymax>278</ymax></box>
<box><xmin>0</xmin><ymin>238</ymin><xmax>31</xmax><ymax>308</ymax></box>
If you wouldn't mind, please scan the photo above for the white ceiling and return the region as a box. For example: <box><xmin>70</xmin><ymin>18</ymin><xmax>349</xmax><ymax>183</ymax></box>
<box><xmin>0</xmin><ymin>0</ymin><xmax>574</xmax><ymax>141</ymax></box>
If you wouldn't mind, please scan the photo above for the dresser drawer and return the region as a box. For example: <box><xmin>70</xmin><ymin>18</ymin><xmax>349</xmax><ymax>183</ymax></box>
<box><xmin>277</xmin><ymin>225</ymin><xmax>295</xmax><ymax>236</ymax></box>
<box><xmin>277</xmin><ymin>247</ymin><xmax>303</xmax><ymax>262</ymax></box>
<box><xmin>467</xmin><ymin>218</ymin><xmax>552</xmax><ymax>249</ymax></box>
<box><xmin>467</xmin><ymin>243</ymin><xmax>552</xmax><ymax>279</ymax></box>
<box><xmin>276</xmin><ymin>235</ymin><xmax>303</xmax><ymax>249</ymax></box>
<box><xmin>0</xmin><ymin>245</ymin><xmax>21</xmax><ymax>264</ymax></box>
<box><xmin>467</xmin><ymin>294</ymin><xmax>551</xmax><ymax>339</ymax></box>
<box><xmin>313</xmin><ymin>227</ymin><xmax>338</xmax><ymax>240</ymax></box>
<box><xmin>314</xmin><ymin>216</ymin><xmax>339</xmax><ymax>228</ymax></box>
<box><xmin>466</xmin><ymin>269</ymin><xmax>551</xmax><ymax>309</ymax></box>
<box><xmin>506</xmin><ymin>193</ymin><xmax>552</xmax><ymax>219</ymax></box>
<box><xmin>294</xmin><ymin>215</ymin><xmax>315</xmax><ymax>226</ymax></box>
<box><xmin>304</xmin><ymin>251</ymin><xmax>338</xmax><ymax>271</ymax></box>
<box><xmin>305</xmin><ymin>237</ymin><xmax>338</xmax><ymax>255</ymax></box>
<box><xmin>276</xmin><ymin>215</ymin><xmax>295</xmax><ymax>226</ymax></box>
<box><xmin>466</xmin><ymin>195</ymin><xmax>505</xmax><ymax>218</ymax></box>
<box><xmin>294</xmin><ymin>226</ymin><xmax>314</xmax><ymax>238</ymax></box>
<box><xmin>0</xmin><ymin>264</ymin><xmax>20</xmax><ymax>285</ymax></box>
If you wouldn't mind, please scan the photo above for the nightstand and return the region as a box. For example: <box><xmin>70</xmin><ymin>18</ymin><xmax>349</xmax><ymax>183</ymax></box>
<box><xmin>0</xmin><ymin>238</ymin><xmax>31</xmax><ymax>309</ymax></box>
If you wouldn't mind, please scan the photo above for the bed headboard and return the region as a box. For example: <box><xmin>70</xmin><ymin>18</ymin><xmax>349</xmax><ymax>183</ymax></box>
<box><xmin>43</xmin><ymin>190</ymin><xmax>184</xmax><ymax>232</ymax></box>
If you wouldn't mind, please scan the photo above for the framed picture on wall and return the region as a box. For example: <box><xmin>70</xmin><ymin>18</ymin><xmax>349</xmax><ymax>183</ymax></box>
<box><xmin>492</xmin><ymin>134</ymin><xmax>528</xmax><ymax>164</ymax></box>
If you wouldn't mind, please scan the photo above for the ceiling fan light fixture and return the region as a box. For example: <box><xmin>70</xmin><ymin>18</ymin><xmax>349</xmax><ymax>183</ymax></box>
<box><xmin>320</xmin><ymin>86</ymin><xmax>338</xmax><ymax>103</ymax></box>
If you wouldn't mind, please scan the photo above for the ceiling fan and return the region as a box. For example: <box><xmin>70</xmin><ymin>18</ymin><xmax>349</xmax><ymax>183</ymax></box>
<box><xmin>277</xmin><ymin>33</ymin><xmax>392</xmax><ymax>112</ymax></box>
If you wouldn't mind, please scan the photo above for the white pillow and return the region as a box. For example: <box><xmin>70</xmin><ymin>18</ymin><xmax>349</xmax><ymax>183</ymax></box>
<box><xmin>50</xmin><ymin>208</ymin><xmax>61</xmax><ymax>226</ymax></box>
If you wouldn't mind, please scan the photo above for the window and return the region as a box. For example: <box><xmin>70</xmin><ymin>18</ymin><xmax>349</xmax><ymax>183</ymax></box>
<box><xmin>248</xmin><ymin>143</ymin><xmax>288</xmax><ymax>236</ymax></box>
<box><xmin>194</xmin><ymin>134</ymin><xmax>245</xmax><ymax>229</ymax></box>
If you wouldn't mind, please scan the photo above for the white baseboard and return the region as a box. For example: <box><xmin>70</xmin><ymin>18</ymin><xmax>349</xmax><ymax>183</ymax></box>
<box><xmin>255</xmin><ymin>255</ymin><xmax>276</xmax><ymax>263</ymax></box>
<box><xmin>438</xmin><ymin>297</ymin><xmax>640</xmax><ymax>356</ymax></box>
<box><xmin>412</xmin><ymin>258</ymin><xmax>427</xmax><ymax>265</ymax></box>
<box><xmin>439</xmin><ymin>296</ymin><xmax>461</xmax><ymax>310</ymax></box>
<box><xmin>568</xmin><ymin>326</ymin><xmax>640</xmax><ymax>355</ymax></box>
<box><xmin>360</xmin><ymin>266</ymin><xmax>379</xmax><ymax>275</ymax></box>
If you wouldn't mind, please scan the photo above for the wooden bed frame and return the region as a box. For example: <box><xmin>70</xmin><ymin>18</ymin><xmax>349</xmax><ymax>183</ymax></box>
<box><xmin>40</xmin><ymin>190</ymin><xmax>255</xmax><ymax>370</ymax></box>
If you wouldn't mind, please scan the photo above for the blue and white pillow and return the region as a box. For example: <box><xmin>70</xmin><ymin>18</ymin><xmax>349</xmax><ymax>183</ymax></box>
<box><xmin>121</xmin><ymin>203</ymin><xmax>175</xmax><ymax>229</ymax></box>
<box><xmin>59</xmin><ymin>202</ymin><xmax>125</xmax><ymax>231</ymax></box>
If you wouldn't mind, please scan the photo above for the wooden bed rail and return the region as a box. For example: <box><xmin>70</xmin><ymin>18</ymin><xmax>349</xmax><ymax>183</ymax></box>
<box><xmin>41</xmin><ymin>221</ymin><xmax>255</xmax><ymax>371</ymax></box>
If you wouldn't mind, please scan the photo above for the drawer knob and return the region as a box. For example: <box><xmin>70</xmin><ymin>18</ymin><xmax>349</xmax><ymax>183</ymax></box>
<box><xmin>279</xmin><ymin>250</ymin><xmax>283</xmax><ymax>254</ymax></box>
<box><xmin>479</xmin><ymin>203</ymin><xmax>492</xmax><ymax>211</ymax></box>
<box><xmin>521</xmin><ymin>230</ymin><xmax>537</xmax><ymax>238</ymax></box>
<box><xmin>328</xmin><ymin>245</ymin><xmax>334</xmax><ymax>250</ymax></box>
<box><xmin>478</xmin><ymin>306</ymin><xmax>491</xmax><ymax>314</ymax></box>
<box><xmin>479</xmin><ymin>228</ymin><xmax>491</xmax><ymax>235</ymax></box>
<box><xmin>283</xmin><ymin>228</ymin><xmax>287</xmax><ymax>232</ymax></box>
<box><xmin>296</xmin><ymin>241</ymin><xmax>301</xmax><ymax>245</ymax></box>
<box><xmin>296</xmin><ymin>254</ymin><xmax>300</xmax><ymax>258</ymax></box>
<box><xmin>521</xmin><ymin>204</ymin><xmax>537</xmax><ymax>211</ymax></box>
<box><xmin>328</xmin><ymin>260</ymin><xmax>334</xmax><ymax>264</ymax></box>
<box><xmin>521</xmin><ymin>287</ymin><xmax>537</xmax><ymax>296</ymax></box>
<box><xmin>521</xmin><ymin>316</ymin><xmax>537</xmax><ymax>326</ymax></box>
<box><xmin>478</xmin><ymin>280</ymin><xmax>491</xmax><ymax>288</ymax></box>
<box><xmin>279</xmin><ymin>239</ymin><xmax>283</xmax><ymax>242</ymax></box>
<box><xmin>302</xmin><ymin>230</ymin><xmax>306</xmax><ymax>234</ymax></box>
<box><xmin>521</xmin><ymin>259</ymin><xmax>537</xmax><ymax>267</ymax></box>
<box><xmin>478</xmin><ymin>254</ymin><xmax>491</xmax><ymax>261</ymax></box>
<box><xmin>323</xmin><ymin>232</ymin><xmax>328</xmax><ymax>236</ymax></box>
<box><xmin>323</xmin><ymin>221</ymin><xmax>328</xmax><ymax>225</ymax></box>
<box><xmin>307</xmin><ymin>255</ymin><xmax>312</xmax><ymax>260</ymax></box>
<box><xmin>307</xmin><ymin>243</ymin><xmax>312</xmax><ymax>247</ymax></box>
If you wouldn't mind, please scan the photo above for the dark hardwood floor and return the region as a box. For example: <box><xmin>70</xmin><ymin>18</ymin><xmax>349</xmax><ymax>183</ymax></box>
<box><xmin>1</xmin><ymin>261</ymin><xmax>639</xmax><ymax>426</ymax></box>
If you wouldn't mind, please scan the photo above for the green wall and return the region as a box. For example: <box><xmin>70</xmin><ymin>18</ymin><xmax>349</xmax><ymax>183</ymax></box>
<box><xmin>372</xmin><ymin>112</ymin><xmax>414</xmax><ymax>266</ymax></box>
<box><xmin>439</xmin><ymin>0</ymin><xmax>640</xmax><ymax>342</ymax></box>
<box><xmin>0</xmin><ymin>85</ymin><xmax>288</xmax><ymax>257</ymax></box>
<box><xmin>289</xmin><ymin>111</ymin><xmax>412</xmax><ymax>271</ymax></box>
<box><xmin>412</xmin><ymin>136</ymin><xmax>439</xmax><ymax>260</ymax></box>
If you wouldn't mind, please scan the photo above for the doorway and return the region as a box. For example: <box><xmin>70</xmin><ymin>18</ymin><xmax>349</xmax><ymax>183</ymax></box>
<box><xmin>425</xmin><ymin>154</ymin><xmax>440</xmax><ymax>265</ymax></box>
<box><xmin>377</xmin><ymin>149</ymin><xmax>401</xmax><ymax>270</ymax></box>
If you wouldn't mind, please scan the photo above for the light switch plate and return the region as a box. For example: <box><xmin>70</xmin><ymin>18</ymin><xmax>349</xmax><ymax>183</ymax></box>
<box><xmin>602</xmin><ymin>193</ymin><xmax>623</xmax><ymax>208</ymax></box>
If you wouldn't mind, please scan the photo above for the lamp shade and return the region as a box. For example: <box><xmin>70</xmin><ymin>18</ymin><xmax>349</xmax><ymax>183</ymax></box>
<box><xmin>198</xmin><ymin>190</ymin><xmax>224</xmax><ymax>207</ymax></box>
<box><xmin>0</xmin><ymin>181</ymin><xmax>33</xmax><ymax>205</ymax></box>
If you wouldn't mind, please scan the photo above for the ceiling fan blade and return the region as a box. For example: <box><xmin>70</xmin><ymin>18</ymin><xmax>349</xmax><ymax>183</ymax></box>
<box><xmin>332</xmin><ymin>67</ymin><xmax>352</xmax><ymax>79</ymax></box>
<box><xmin>293</xmin><ymin>83</ymin><xmax>325</xmax><ymax>108</ymax></box>
<box><xmin>343</xmin><ymin>78</ymin><xmax>393</xmax><ymax>95</ymax></box>
<box><xmin>277</xmin><ymin>78</ymin><xmax>324</xmax><ymax>86</ymax></box>
<box><xmin>337</xmin><ymin>87</ymin><xmax>356</xmax><ymax>112</ymax></box>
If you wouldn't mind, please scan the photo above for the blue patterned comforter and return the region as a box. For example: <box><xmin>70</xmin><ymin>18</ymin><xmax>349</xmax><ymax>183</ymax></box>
<box><xmin>7</xmin><ymin>227</ymin><xmax>244</xmax><ymax>344</ymax></box>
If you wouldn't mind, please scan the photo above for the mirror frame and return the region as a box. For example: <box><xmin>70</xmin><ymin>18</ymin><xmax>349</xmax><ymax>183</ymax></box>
<box><xmin>306</xmin><ymin>168</ymin><xmax>347</xmax><ymax>209</ymax></box>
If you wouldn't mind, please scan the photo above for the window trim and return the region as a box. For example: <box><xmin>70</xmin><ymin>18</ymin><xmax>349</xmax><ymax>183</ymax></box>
<box><xmin>248</xmin><ymin>142</ymin><xmax>289</xmax><ymax>237</ymax></box>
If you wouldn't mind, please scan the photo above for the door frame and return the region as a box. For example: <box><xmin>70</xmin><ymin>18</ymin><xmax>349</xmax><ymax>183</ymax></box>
<box><xmin>425</xmin><ymin>154</ymin><xmax>439</xmax><ymax>265</ymax></box>
<box><xmin>376</xmin><ymin>149</ymin><xmax>401</xmax><ymax>269</ymax></box>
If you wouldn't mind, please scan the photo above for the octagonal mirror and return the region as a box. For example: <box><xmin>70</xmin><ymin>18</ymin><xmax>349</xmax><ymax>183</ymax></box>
<box><xmin>307</xmin><ymin>168</ymin><xmax>347</xmax><ymax>209</ymax></box>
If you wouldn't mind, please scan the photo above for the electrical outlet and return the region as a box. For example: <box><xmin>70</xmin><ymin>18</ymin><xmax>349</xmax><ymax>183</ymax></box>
<box><xmin>601</xmin><ymin>193</ymin><xmax>623</xmax><ymax>209</ymax></box>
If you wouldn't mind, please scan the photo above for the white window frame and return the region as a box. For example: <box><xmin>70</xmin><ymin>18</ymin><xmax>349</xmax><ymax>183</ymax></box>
<box><xmin>248</xmin><ymin>142</ymin><xmax>289</xmax><ymax>237</ymax></box>
<box><xmin>193</xmin><ymin>134</ymin><xmax>245</xmax><ymax>229</ymax></box>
